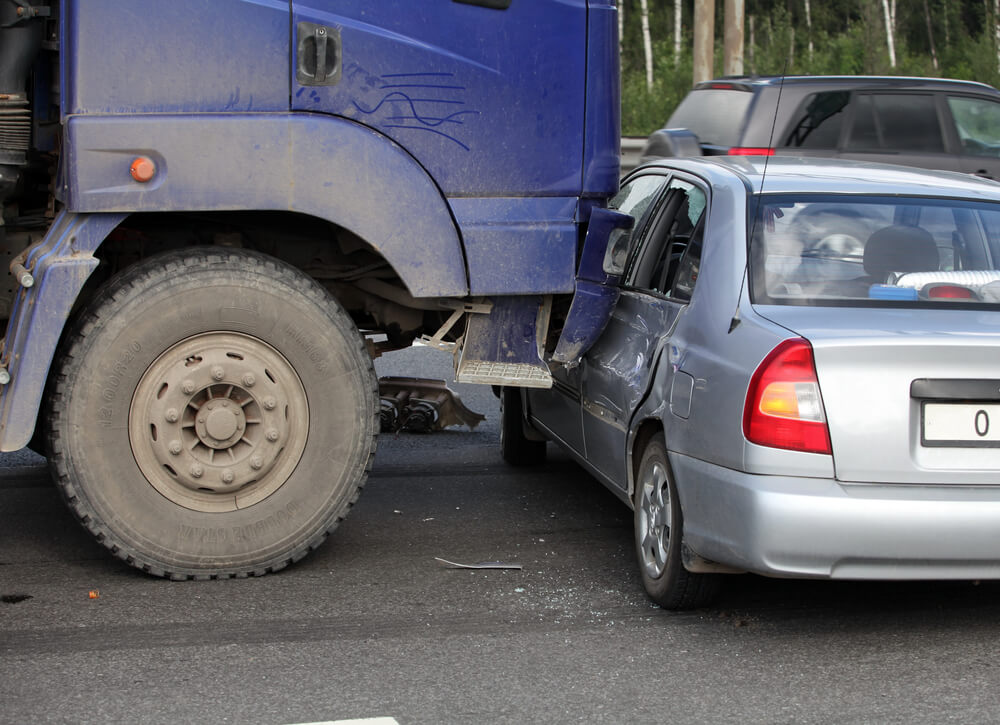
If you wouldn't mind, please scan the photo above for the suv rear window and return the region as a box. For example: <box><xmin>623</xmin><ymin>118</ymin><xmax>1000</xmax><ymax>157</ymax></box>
<box><xmin>751</xmin><ymin>195</ymin><xmax>1000</xmax><ymax>307</ymax></box>
<box><xmin>666</xmin><ymin>89</ymin><xmax>753</xmax><ymax>147</ymax></box>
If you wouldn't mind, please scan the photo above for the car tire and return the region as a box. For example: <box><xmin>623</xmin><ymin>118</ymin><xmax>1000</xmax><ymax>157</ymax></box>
<box><xmin>46</xmin><ymin>247</ymin><xmax>378</xmax><ymax>579</ymax></box>
<box><xmin>634</xmin><ymin>436</ymin><xmax>720</xmax><ymax>609</ymax></box>
<box><xmin>499</xmin><ymin>386</ymin><xmax>546</xmax><ymax>466</ymax></box>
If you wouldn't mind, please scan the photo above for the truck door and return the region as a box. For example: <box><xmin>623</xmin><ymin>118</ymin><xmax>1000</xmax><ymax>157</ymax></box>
<box><xmin>290</xmin><ymin>0</ymin><xmax>588</xmax><ymax>199</ymax></box>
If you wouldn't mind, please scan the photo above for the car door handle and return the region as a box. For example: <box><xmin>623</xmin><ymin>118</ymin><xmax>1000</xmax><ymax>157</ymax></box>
<box><xmin>296</xmin><ymin>22</ymin><xmax>342</xmax><ymax>86</ymax></box>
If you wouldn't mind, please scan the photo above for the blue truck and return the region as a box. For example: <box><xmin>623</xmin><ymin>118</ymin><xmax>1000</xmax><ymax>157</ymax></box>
<box><xmin>0</xmin><ymin>0</ymin><xmax>621</xmax><ymax>577</ymax></box>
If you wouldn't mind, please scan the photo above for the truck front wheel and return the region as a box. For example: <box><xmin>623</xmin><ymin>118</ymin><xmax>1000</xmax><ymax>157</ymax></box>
<box><xmin>46</xmin><ymin>248</ymin><xmax>378</xmax><ymax>579</ymax></box>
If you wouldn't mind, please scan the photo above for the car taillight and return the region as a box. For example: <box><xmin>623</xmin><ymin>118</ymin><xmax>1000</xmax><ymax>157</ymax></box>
<box><xmin>728</xmin><ymin>147</ymin><xmax>775</xmax><ymax>156</ymax></box>
<box><xmin>743</xmin><ymin>338</ymin><xmax>832</xmax><ymax>455</ymax></box>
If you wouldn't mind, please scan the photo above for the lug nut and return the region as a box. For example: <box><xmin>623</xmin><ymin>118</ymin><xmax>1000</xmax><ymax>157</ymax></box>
<box><xmin>250</xmin><ymin>456</ymin><xmax>263</xmax><ymax>470</ymax></box>
<box><xmin>182</xmin><ymin>380</ymin><xmax>196</xmax><ymax>394</ymax></box>
<box><xmin>190</xmin><ymin>464</ymin><xmax>204</xmax><ymax>479</ymax></box>
<box><xmin>241</xmin><ymin>373</ymin><xmax>256</xmax><ymax>387</ymax></box>
<box><xmin>221</xmin><ymin>469</ymin><xmax>235</xmax><ymax>484</ymax></box>
<box><xmin>262</xmin><ymin>396</ymin><xmax>277</xmax><ymax>410</ymax></box>
<box><xmin>211</xmin><ymin>366</ymin><xmax>226</xmax><ymax>381</ymax></box>
<box><xmin>165</xmin><ymin>408</ymin><xmax>179</xmax><ymax>423</ymax></box>
<box><xmin>168</xmin><ymin>440</ymin><xmax>182</xmax><ymax>455</ymax></box>
<box><xmin>265</xmin><ymin>428</ymin><xmax>279</xmax><ymax>442</ymax></box>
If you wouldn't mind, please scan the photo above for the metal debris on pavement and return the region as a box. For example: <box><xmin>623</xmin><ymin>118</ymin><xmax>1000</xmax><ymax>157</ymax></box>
<box><xmin>434</xmin><ymin>557</ymin><xmax>522</xmax><ymax>570</ymax></box>
<box><xmin>379</xmin><ymin>377</ymin><xmax>486</xmax><ymax>433</ymax></box>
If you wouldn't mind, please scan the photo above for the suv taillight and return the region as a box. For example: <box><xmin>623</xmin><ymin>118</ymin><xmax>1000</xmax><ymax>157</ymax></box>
<box><xmin>728</xmin><ymin>147</ymin><xmax>775</xmax><ymax>156</ymax></box>
<box><xmin>743</xmin><ymin>339</ymin><xmax>832</xmax><ymax>455</ymax></box>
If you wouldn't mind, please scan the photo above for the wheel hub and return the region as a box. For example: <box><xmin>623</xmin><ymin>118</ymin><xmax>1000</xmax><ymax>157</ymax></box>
<box><xmin>638</xmin><ymin>462</ymin><xmax>671</xmax><ymax>578</ymax></box>
<box><xmin>198</xmin><ymin>399</ymin><xmax>246</xmax><ymax>448</ymax></box>
<box><xmin>129</xmin><ymin>332</ymin><xmax>309</xmax><ymax>512</ymax></box>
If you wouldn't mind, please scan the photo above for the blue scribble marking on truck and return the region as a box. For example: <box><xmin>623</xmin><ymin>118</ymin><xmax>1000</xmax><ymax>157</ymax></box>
<box><xmin>352</xmin><ymin>73</ymin><xmax>479</xmax><ymax>150</ymax></box>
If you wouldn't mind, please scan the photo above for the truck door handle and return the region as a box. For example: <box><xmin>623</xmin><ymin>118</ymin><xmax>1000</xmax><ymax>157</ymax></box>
<box><xmin>452</xmin><ymin>0</ymin><xmax>512</xmax><ymax>8</ymax></box>
<box><xmin>296</xmin><ymin>22</ymin><xmax>341</xmax><ymax>86</ymax></box>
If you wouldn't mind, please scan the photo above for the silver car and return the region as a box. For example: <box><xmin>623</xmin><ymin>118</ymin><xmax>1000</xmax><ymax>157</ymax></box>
<box><xmin>501</xmin><ymin>156</ymin><xmax>1000</xmax><ymax>609</ymax></box>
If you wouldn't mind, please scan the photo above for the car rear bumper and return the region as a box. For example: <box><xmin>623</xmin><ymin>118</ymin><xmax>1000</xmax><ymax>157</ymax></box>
<box><xmin>670</xmin><ymin>451</ymin><xmax>1000</xmax><ymax>580</ymax></box>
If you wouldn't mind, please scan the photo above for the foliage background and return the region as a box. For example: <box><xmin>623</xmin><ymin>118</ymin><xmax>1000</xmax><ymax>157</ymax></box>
<box><xmin>621</xmin><ymin>0</ymin><xmax>999</xmax><ymax>135</ymax></box>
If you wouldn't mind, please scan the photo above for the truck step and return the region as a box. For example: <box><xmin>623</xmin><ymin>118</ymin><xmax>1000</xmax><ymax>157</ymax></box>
<box><xmin>456</xmin><ymin>296</ymin><xmax>553</xmax><ymax>389</ymax></box>
<box><xmin>456</xmin><ymin>359</ymin><xmax>552</xmax><ymax>387</ymax></box>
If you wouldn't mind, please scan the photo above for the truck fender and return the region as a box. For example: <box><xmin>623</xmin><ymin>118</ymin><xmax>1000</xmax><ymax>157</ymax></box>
<box><xmin>61</xmin><ymin>113</ymin><xmax>468</xmax><ymax>298</ymax></box>
<box><xmin>0</xmin><ymin>211</ymin><xmax>128</xmax><ymax>451</ymax></box>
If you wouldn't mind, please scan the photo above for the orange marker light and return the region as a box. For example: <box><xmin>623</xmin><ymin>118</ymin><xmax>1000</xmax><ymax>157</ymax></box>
<box><xmin>88</xmin><ymin>590</ymin><xmax>100</xmax><ymax>599</ymax></box>
<box><xmin>130</xmin><ymin>156</ymin><xmax>156</xmax><ymax>183</ymax></box>
<box><xmin>758</xmin><ymin>382</ymin><xmax>800</xmax><ymax>419</ymax></box>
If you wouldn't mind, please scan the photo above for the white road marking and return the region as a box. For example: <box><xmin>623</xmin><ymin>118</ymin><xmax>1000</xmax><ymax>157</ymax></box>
<box><xmin>286</xmin><ymin>719</ymin><xmax>400</xmax><ymax>725</ymax></box>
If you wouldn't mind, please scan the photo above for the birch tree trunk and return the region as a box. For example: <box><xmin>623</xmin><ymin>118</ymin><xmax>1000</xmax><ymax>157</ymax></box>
<box><xmin>995</xmin><ymin>0</ymin><xmax>1000</xmax><ymax>75</ymax></box>
<box><xmin>618</xmin><ymin>0</ymin><xmax>623</xmax><ymax>61</ymax></box>
<box><xmin>805</xmin><ymin>0</ymin><xmax>814</xmax><ymax>62</ymax></box>
<box><xmin>640</xmin><ymin>0</ymin><xmax>653</xmax><ymax>91</ymax></box>
<box><xmin>882</xmin><ymin>0</ymin><xmax>897</xmax><ymax>68</ymax></box>
<box><xmin>944</xmin><ymin>0</ymin><xmax>950</xmax><ymax>48</ymax></box>
<box><xmin>924</xmin><ymin>0</ymin><xmax>939</xmax><ymax>70</ymax></box>
<box><xmin>674</xmin><ymin>0</ymin><xmax>682</xmax><ymax>64</ymax></box>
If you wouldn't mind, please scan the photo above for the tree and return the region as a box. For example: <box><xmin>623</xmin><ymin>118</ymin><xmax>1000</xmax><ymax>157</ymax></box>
<box><xmin>882</xmin><ymin>0</ymin><xmax>897</xmax><ymax>67</ymax></box>
<box><xmin>640</xmin><ymin>0</ymin><xmax>653</xmax><ymax>91</ymax></box>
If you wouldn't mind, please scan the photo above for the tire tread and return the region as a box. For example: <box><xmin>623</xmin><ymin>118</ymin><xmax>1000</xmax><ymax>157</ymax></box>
<box><xmin>45</xmin><ymin>248</ymin><xmax>379</xmax><ymax>580</ymax></box>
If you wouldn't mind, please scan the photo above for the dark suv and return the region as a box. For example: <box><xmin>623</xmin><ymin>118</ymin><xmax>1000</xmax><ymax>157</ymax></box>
<box><xmin>644</xmin><ymin>76</ymin><xmax>1000</xmax><ymax>179</ymax></box>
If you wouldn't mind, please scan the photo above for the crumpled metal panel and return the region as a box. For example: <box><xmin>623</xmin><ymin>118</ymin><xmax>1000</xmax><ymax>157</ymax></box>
<box><xmin>378</xmin><ymin>377</ymin><xmax>484</xmax><ymax>433</ymax></box>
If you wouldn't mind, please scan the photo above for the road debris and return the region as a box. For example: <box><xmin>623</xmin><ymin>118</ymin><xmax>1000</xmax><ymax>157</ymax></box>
<box><xmin>1</xmin><ymin>593</ymin><xmax>32</xmax><ymax>604</ymax></box>
<box><xmin>379</xmin><ymin>377</ymin><xmax>485</xmax><ymax>433</ymax></box>
<box><xmin>434</xmin><ymin>557</ymin><xmax>522</xmax><ymax>570</ymax></box>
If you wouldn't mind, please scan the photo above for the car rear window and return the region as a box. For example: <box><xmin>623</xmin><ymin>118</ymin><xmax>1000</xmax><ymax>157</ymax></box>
<box><xmin>750</xmin><ymin>195</ymin><xmax>1000</xmax><ymax>307</ymax></box>
<box><xmin>666</xmin><ymin>89</ymin><xmax>753</xmax><ymax>147</ymax></box>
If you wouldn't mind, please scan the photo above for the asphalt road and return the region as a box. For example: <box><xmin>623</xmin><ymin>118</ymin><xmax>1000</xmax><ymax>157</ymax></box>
<box><xmin>4</xmin><ymin>346</ymin><xmax>1000</xmax><ymax>724</ymax></box>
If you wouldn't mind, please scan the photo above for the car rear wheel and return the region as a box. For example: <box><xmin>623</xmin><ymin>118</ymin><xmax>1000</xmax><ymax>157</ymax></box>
<box><xmin>634</xmin><ymin>436</ymin><xmax>719</xmax><ymax>609</ymax></box>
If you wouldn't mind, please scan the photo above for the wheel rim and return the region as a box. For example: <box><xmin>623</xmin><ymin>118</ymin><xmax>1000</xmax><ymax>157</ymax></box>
<box><xmin>129</xmin><ymin>332</ymin><xmax>309</xmax><ymax>512</ymax></box>
<box><xmin>637</xmin><ymin>460</ymin><xmax>671</xmax><ymax>578</ymax></box>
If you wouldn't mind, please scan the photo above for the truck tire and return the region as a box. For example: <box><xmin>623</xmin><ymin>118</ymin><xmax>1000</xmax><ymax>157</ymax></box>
<box><xmin>45</xmin><ymin>248</ymin><xmax>378</xmax><ymax>579</ymax></box>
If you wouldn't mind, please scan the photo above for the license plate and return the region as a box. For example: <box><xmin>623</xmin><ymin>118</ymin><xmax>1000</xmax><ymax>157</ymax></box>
<box><xmin>922</xmin><ymin>403</ymin><xmax>1000</xmax><ymax>447</ymax></box>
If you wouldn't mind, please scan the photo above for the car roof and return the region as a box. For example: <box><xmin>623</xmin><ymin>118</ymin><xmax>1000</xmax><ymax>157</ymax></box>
<box><xmin>633</xmin><ymin>156</ymin><xmax>1000</xmax><ymax>201</ymax></box>
<box><xmin>694</xmin><ymin>75</ymin><xmax>1000</xmax><ymax>96</ymax></box>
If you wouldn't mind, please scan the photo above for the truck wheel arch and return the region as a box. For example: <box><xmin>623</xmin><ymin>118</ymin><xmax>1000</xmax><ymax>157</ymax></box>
<box><xmin>62</xmin><ymin>112</ymin><xmax>469</xmax><ymax>298</ymax></box>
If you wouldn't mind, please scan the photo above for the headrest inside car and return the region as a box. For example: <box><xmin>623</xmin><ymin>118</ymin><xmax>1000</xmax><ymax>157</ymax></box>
<box><xmin>863</xmin><ymin>225</ymin><xmax>938</xmax><ymax>279</ymax></box>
